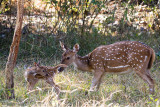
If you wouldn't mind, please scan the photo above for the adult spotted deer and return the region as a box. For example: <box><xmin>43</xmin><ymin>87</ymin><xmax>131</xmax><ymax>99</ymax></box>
<box><xmin>60</xmin><ymin>41</ymin><xmax>155</xmax><ymax>94</ymax></box>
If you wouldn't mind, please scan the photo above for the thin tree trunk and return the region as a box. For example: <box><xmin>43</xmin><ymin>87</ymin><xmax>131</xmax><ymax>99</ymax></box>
<box><xmin>5</xmin><ymin>0</ymin><xmax>24</xmax><ymax>99</ymax></box>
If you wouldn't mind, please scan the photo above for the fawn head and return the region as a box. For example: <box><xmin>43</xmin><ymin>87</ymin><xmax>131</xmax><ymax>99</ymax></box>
<box><xmin>32</xmin><ymin>63</ymin><xmax>68</xmax><ymax>78</ymax></box>
<box><xmin>33</xmin><ymin>62</ymin><xmax>49</xmax><ymax>78</ymax></box>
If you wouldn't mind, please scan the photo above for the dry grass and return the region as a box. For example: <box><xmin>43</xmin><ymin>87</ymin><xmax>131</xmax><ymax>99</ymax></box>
<box><xmin>0</xmin><ymin>61</ymin><xmax>160</xmax><ymax>107</ymax></box>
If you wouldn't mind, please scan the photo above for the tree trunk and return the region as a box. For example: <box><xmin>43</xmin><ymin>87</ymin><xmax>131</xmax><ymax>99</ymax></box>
<box><xmin>5</xmin><ymin>0</ymin><xmax>24</xmax><ymax>99</ymax></box>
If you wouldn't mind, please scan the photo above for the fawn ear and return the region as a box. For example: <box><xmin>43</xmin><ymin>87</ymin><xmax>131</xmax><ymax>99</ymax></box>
<box><xmin>73</xmin><ymin>43</ymin><xmax>79</xmax><ymax>53</ymax></box>
<box><xmin>55</xmin><ymin>64</ymin><xmax>68</xmax><ymax>72</ymax></box>
<box><xmin>34</xmin><ymin>73</ymin><xmax>43</xmax><ymax>78</ymax></box>
<box><xmin>34</xmin><ymin>62</ymin><xmax>40</xmax><ymax>67</ymax></box>
<box><xmin>60</xmin><ymin>41</ymin><xmax>67</xmax><ymax>52</ymax></box>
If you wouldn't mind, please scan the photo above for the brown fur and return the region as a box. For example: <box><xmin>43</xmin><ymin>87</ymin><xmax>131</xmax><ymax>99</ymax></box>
<box><xmin>148</xmin><ymin>48</ymin><xmax>155</xmax><ymax>69</ymax></box>
<box><xmin>24</xmin><ymin>62</ymin><xmax>67</xmax><ymax>95</ymax></box>
<box><xmin>60</xmin><ymin>41</ymin><xmax>155</xmax><ymax>94</ymax></box>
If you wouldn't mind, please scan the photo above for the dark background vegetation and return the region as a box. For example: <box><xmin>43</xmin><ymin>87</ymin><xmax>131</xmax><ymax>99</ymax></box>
<box><xmin>0</xmin><ymin>0</ymin><xmax>160</xmax><ymax>62</ymax></box>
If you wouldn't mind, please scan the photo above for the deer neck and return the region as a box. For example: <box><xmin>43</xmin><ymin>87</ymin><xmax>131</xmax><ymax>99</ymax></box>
<box><xmin>73</xmin><ymin>54</ymin><xmax>91</xmax><ymax>72</ymax></box>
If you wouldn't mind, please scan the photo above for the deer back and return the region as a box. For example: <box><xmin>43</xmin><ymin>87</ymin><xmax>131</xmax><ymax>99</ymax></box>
<box><xmin>88</xmin><ymin>41</ymin><xmax>155</xmax><ymax>73</ymax></box>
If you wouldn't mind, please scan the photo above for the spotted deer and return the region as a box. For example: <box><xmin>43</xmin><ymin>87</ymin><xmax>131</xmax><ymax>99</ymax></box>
<box><xmin>60</xmin><ymin>41</ymin><xmax>155</xmax><ymax>94</ymax></box>
<box><xmin>24</xmin><ymin>62</ymin><xmax>67</xmax><ymax>95</ymax></box>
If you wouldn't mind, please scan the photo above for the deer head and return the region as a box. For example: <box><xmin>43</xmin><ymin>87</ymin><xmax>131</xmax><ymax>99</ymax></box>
<box><xmin>32</xmin><ymin>62</ymin><xmax>49</xmax><ymax>78</ymax></box>
<box><xmin>59</xmin><ymin>41</ymin><xmax>79</xmax><ymax>71</ymax></box>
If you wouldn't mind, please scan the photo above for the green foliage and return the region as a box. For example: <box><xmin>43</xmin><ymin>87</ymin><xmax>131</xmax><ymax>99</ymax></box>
<box><xmin>1</xmin><ymin>0</ymin><xmax>159</xmax><ymax>62</ymax></box>
<box><xmin>156</xmin><ymin>51</ymin><xmax>160</xmax><ymax>61</ymax></box>
<box><xmin>50</xmin><ymin>0</ymin><xmax>58</xmax><ymax>4</ymax></box>
<box><xmin>0</xmin><ymin>0</ymin><xmax>10</xmax><ymax>14</ymax></box>
<box><xmin>156</xmin><ymin>51</ymin><xmax>160</xmax><ymax>57</ymax></box>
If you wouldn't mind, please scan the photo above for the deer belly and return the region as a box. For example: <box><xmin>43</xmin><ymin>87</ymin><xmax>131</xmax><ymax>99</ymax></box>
<box><xmin>105</xmin><ymin>65</ymin><xmax>133</xmax><ymax>74</ymax></box>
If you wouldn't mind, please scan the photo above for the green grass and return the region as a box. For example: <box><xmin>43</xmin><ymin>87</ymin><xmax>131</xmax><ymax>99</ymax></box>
<box><xmin>0</xmin><ymin>61</ymin><xmax>160</xmax><ymax>107</ymax></box>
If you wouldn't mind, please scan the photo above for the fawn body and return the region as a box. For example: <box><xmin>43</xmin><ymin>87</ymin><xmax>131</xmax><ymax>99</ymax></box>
<box><xmin>60</xmin><ymin>41</ymin><xmax>155</xmax><ymax>94</ymax></box>
<box><xmin>24</xmin><ymin>63</ymin><xmax>67</xmax><ymax>95</ymax></box>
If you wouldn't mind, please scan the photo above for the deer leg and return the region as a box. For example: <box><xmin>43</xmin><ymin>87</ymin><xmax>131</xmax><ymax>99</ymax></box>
<box><xmin>28</xmin><ymin>79</ymin><xmax>38</xmax><ymax>91</ymax></box>
<box><xmin>89</xmin><ymin>70</ymin><xmax>104</xmax><ymax>91</ymax></box>
<box><xmin>146</xmin><ymin>69</ymin><xmax>155</xmax><ymax>94</ymax></box>
<box><xmin>46</xmin><ymin>77</ymin><xmax>60</xmax><ymax>95</ymax></box>
<box><xmin>136</xmin><ymin>69</ymin><xmax>154</xmax><ymax>95</ymax></box>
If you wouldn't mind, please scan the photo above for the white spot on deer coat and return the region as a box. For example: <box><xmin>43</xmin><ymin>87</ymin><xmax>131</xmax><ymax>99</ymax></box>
<box><xmin>107</xmin><ymin>65</ymin><xmax>130</xmax><ymax>69</ymax></box>
<box><xmin>144</xmin><ymin>56</ymin><xmax>148</xmax><ymax>62</ymax></box>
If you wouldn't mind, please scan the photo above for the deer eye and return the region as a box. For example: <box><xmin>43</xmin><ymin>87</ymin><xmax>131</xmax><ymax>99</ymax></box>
<box><xmin>66</xmin><ymin>57</ymin><xmax>70</xmax><ymax>60</ymax></box>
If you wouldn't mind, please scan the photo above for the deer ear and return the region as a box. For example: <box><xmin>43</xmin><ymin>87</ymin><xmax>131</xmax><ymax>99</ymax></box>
<box><xmin>34</xmin><ymin>62</ymin><xmax>37</xmax><ymax>66</ymax></box>
<box><xmin>34</xmin><ymin>62</ymin><xmax>40</xmax><ymax>67</ymax></box>
<box><xmin>55</xmin><ymin>64</ymin><xmax>68</xmax><ymax>72</ymax></box>
<box><xmin>34</xmin><ymin>73</ymin><xmax>43</xmax><ymax>78</ymax></box>
<box><xmin>73</xmin><ymin>43</ymin><xmax>79</xmax><ymax>53</ymax></box>
<box><xmin>60</xmin><ymin>41</ymin><xmax>67</xmax><ymax>52</ymax></box>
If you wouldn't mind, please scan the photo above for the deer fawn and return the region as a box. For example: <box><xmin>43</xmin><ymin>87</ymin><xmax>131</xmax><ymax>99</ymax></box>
<box><xmin>24</xmin><ymin>62</ymin><xmax>67</xmax><ymax>95</ymax></box>
<box><xmin>60</xmin><ymin>41</ymin><xmax>155</xmax><ymax>94</ymax></box>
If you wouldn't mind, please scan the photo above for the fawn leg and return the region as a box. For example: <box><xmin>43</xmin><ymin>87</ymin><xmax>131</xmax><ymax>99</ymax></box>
<box><xmin>28</xmin><ymin>79</ymin><xmax>38</xmax><ymax>91</ymax></box>
<box><xmin>46</xmin><ymin>77</ymin><xmax>60</xmax><ymax>95</ymax></box>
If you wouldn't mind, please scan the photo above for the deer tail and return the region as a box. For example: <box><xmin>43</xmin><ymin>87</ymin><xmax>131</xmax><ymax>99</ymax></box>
<box><xmin>148</xmin><ymin>48</ymin><xmax>155</xmax><ymax>69</ymax></box>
